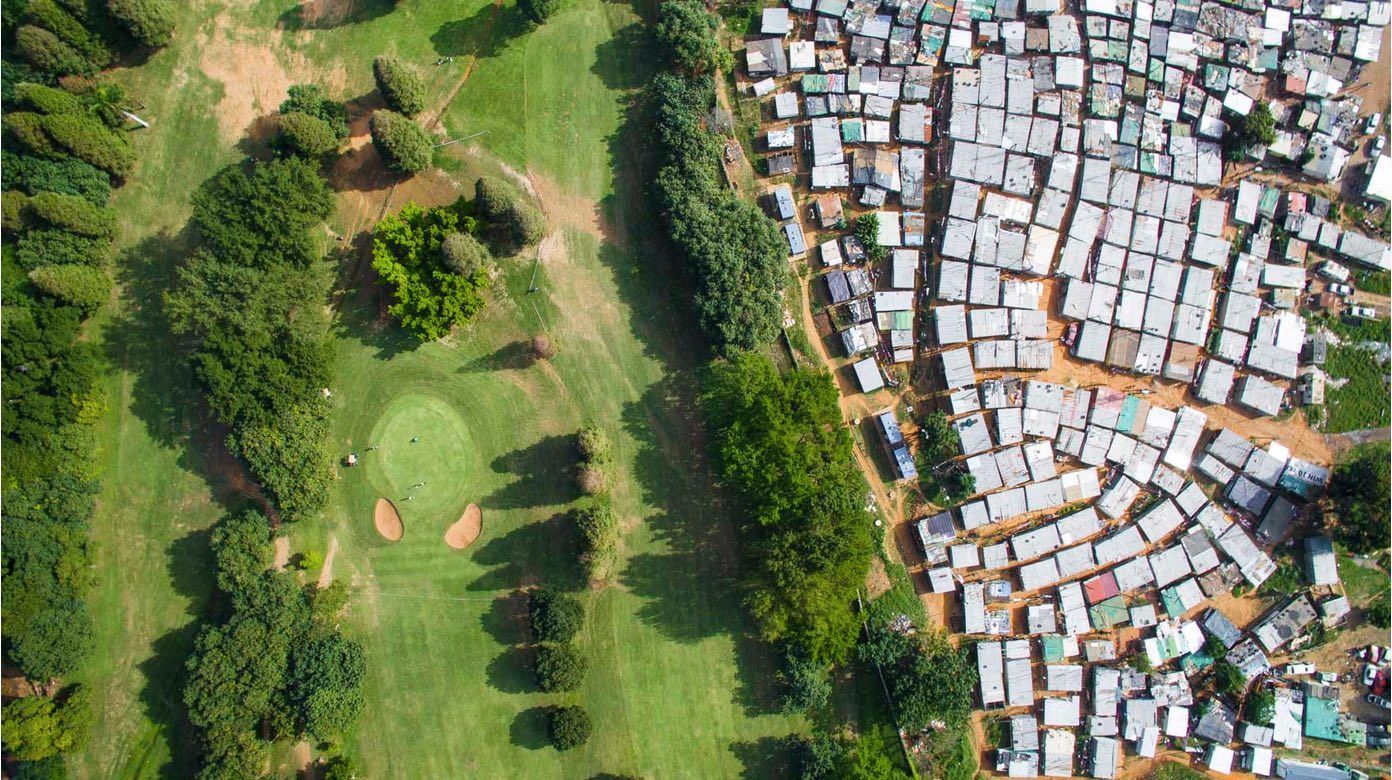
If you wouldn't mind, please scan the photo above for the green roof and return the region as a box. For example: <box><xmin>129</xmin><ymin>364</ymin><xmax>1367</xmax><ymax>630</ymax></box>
<box><xmin>1042</xmin><ymin>635</ymin><xmax>1066</xmax><ymax>662</ymax></box>
<box><xmin>1089</xmin><ymin>596</ymin><xmax>1130</xmax><ymax>630</ymax></box>
<box><xmin>1117</xmin><ymin>396</ymin><xmax>1142</xmax><ymax>431</ymax></box>
<box><xmin>1303</xmin><ymin>696</ymin><xmax>1364</xmax><ymax>744</ymax></box>
<box><xmin>1180</xmin><ymin>649</ymin><xmax>1215</xmax><ymax>674</ymax></box>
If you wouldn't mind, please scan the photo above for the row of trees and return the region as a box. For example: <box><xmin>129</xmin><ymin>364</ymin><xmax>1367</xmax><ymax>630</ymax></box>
<box><xmin>0</xmin><ymin>75</ymin><xmax>152</xmax><ymax>774</ymax></box>
<box><xmin>183</xmin><ymin>511</ymin><xmax>366</xmax><ymax>775</ymax></box>
<box><xmin>527</xmin><ymin>588</ymin><xmax>594</xmax><ymax>750</ymax></box>
<box><xmin>164</xmin><ymin>156</ymin><xmax>337</xmax><ymax>522</ymax></box>
<box><xmin>703</xmin><ymin>353</ymin><xmax>878</xmax><ymax>664</ymax></box>
<box><xmin>648</xmin><ymin>61</ymin><xmax>788</xmax><ymax>355</ymax></box>
<box><xmin>7</xmin><ymin>0</ymin><xmax>175</xmax><ymax>81</ymax></box>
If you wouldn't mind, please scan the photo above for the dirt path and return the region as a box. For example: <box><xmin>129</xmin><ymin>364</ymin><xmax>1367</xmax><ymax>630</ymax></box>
<box><xmin>317</xmin><ymin>534</ymin><xmax>339</xmax><ymax>588</ymax></box>
<box><xmin>273</xmin><ymin>536</ymin><xmax>290</xmax><ymax>570</ymax></box>
<box><xmin>290</xmin><ymin>741</ymin><xmax>314</xmax><ymax>780</ymax></box>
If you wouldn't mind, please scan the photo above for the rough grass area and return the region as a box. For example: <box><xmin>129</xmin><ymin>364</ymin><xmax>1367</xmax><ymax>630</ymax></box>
<box><xmin>1154</xmin><ymin>762</ymin><xmax>1208</xmax><ymax>780</ymax></box>
<box><xmin>1324</xmin><ymin>345</ymin><xmax>1391</xmax><ymax>433</ymax></box>
<box><xmin>1338</xmin><ymin>550</ymin><xmax>1389</xmax><ymax>603</ymax></box>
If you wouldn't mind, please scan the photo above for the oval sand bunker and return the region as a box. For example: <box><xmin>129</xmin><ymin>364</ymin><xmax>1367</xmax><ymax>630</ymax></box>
<box><xmin>374</xmin><ymin>498</ymin><xmax>404</xmax><ymax>541</ymax></box>
<box><xmin>445</xmin><ymin>503</ymin><xmax>482</xmax><ymax>550</ymax></box>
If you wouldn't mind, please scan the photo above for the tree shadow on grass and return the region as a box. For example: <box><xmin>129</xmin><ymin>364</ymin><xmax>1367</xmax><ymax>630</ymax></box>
<box><xmin>458</xmin><ymin>339</ymin><xmax>536</xmax><ymax>373</ymax></box>
<box><xmin>467</xmin><ymin>511</ymin><xmax>582</xmax><ymax>592</ymax></box>
<box><xmin>431</xmin><ymin>1</ymin><xmax>530</xmax><ymax>60</ymax></box>
<box><xmin>480</xmin><ymin>589</ymin><xmax>532</xmax><ymax>645</ymax></box>
<box><xmin>510</xmin><ymin>706</ymin><xmax>552</xmax><ymax>750</ymax></box>
<box><xmin>276</xmin><ymin>0</ymin><xmax>395</xmax><ymax>30</ymax></box>
<box><xmin>485</xmin><ymin>644</ymin><xmax>535</xmax><ymax>694</ymax></box>
<box><xmin>482</xmin><ymin>434</ymin><xmax>580</xmax><ymax>510</ymax></box>
<box><xmin>729</xmin><ymin>736</ymin><xmax>796</xmax><ymax>779</ymax></box>
<box><xmin>132</xmin><ymin>527</ymin><xmax>218</xmax><ymax>779</ymax></box>
<box><xmin>590</xmin><ymin>21</ymin><xmax>652</xmax><ymax>92</ymax></box>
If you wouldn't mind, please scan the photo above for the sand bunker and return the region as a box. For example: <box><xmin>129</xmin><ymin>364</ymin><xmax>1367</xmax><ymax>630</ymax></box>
<box><xmin>444</xmin><ymin>503</ymin><xmax>482</xmax><ymax>549</ymax></box>
<box><xmin>374</xmin><ymin>498</ymin><xmax>403</xmax><ymax>541</ymax></box>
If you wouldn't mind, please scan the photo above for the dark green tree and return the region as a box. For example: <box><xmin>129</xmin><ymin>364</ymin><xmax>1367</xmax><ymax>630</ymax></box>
<box><xmin>28</xmin><ymin>264</ymin><xmax>112</xmax><ymax>314</ymax></box>
<box><xmin>372</xmin><ymin>55</ymin><xmax>426</xmax><ymax>116</ymax></box>
<box><xmin>654</xmin><ymin>0</ymin><xmax>731</xmax><ymax>74</ymax></box>
<box><xmin>277</xmin><ymin>111</ymin><xmax>339</xmax><ymax>157</ymax></box>
<box><xmin>779</xmin><ymin>652</ymin><xmax>831</xmax><ymax>714</ymax></box>
<box><xmin>369</xmin><ymin>109</ymin><xmax>432</xmax><ymax>174</ymax></box>
<box><xmin>287</xmin><ymin>634</ymin><xmax>367</xmax><ymax>739</ymax></box>
<box><xmin>891</xmin><ymin>639</ymin><xmax>977</xmax><ymax>731</ymax></box>
<box><xmin>547</xmin><ymin>705</ymin><xmax>592</xmax><ymax>750</ymax></box>
<box><xmin>440</xmin><ymin>231</ymin><xmax>490</xmax><ymax>275</ymax></box>
<box><xmin>279</xmin><ymin>84</ymin><xmax>349</xmax><ymax>141</ymax></box>
<box><xmin>534</xmin><ymin>642</ymin><xmax>587</xmax><ymax>692</ymax></box>
<box><xmin>1325</xmin><ymin>442</ymin><xmax>1389</xmax><ymax>554</ymax></box>
<box><xmin>106</xmin><ymin>0</ymin><xmax>176</xmax><ymax>47</ymax></box>
<box><xmin>529</xmin><ymin>588</ymin><xmax>584</xmax><ymax>644</ymax></box>
<box><xmin>518</xmin><ymin>0</ymin><xmax>560</xmax><ymax>24</ymax></box>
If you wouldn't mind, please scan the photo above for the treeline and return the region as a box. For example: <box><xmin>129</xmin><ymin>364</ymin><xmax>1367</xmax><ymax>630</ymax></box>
<box><xmin>164</xmin><ymin>156</ymin><xmax>336</xmax><ymax>522</ymax></box>
<box><xmin>182</xmin><ymin>511</ymin><xmax>365</xmax><ymax>776</ymax></box>
<box><xmin>647</xmin><ymin>5</ymin><xmax>787</xmax><ymax>355</ymax></box>
<box><xmin>0</xmin><ymin>69</ymin><xmax>164</xmax><ymax>776</ymax></box>
<box><xmin>703</xmin><ymin>353</ymin><xmax>876</xmax><ymax>664</ymax></box>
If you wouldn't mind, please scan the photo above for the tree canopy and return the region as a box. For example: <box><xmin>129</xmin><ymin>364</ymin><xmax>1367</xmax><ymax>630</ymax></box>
<box><xmin>1325</xmin><ymin>442</ymin><xmax>1389</xmax><ymax>554</ymax></box>
<box><xmin>372</xmin><ymin>55</ymin><xmax>426</xmax><ymax>116</ymax></box>
<box><xmin>371</xmin><ymin>199</ymin><xmax>489</xmax><ymax>339</ymax></box>
<box><xmin>654</xmin><ymin>0</ymin><xmax>731</xmax><ymax>75</ymax></box>
<box><xmin>370</xmin><ymin>109</ymin><xmax>433</xmax><ymax>174</ymax></box>
<box><xmin>703</xmin><ymin>353</ymin><xmax>876</xmax><ymax>663</ymax></box>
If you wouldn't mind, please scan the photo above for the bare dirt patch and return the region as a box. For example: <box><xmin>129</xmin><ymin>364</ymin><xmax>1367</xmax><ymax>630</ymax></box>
<box><xmin>528</xmin><ymin>171</ymin><xmax>607</xmax><ymax>240</ymax></box>
<box><xmin>273</xmin><ymin>535</ymin><xmax>290</xmax><ymax>570</ymax></box>
<box><xmin>444</xmin><ymin>503</ymin><xmax>483</xmax><ymax>549</ymax></box>
<box><xmin>195</xmin><ymin>21</ymin><xmax>347</xmax><ymax>144</ymax></box>
<box><xmin>373</xmin><ymin>498</ymin><xmax>403</xmax><ymax>541</ymax></box>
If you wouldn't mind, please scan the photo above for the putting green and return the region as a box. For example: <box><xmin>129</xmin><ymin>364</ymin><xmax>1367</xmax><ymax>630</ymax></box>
<box><xmin>358</xmin><ymin>392</ymin><xmax>477</xmax><ymax>525</ymax></box>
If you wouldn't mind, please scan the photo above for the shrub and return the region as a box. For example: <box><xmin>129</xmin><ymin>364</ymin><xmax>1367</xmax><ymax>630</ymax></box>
<box><xmin>28</xmin><ymin>265</ymin><xmax>112</xmax><ymax>314</ymax></box>
<box><xmin>372</xmin><ymin>55</ymin><xmax>426</xmax><ymax>116</ymax></box>
<box><xmin>279</xmin><ymin>84</ymin><xmax>349</xmax><ymax>141</ymax></box>
<box><xmin>1213</xmin><ymin>662</ymin><xmax>1246</xmax><ymax>697</ymax></box>
<box><xmin>27</xmin><ymin>191</ymin><xmax>117</xmax><ymax>237</ymax></box>
<box><xmin>16</xmin><ymin>229</ymin><xmax>112</xmax><ymax>270</ymax></box>
<box><xmin>576</xmin><ymin>465</ymin><xmax>604</xmax><ymax>495</ymax></box>
<box><xmin>277</xmin><ymin>112</ymin><xmax>340</xmax><ymax>158</ymax></box>
<box><xmin>534</xmin><ymin>642</ymin><xmax>587</xmax><ymax>692</ymax></box>
<box><xmin>25</xmin><ymin>0</ymin><xmax>109</xmax><ymax>64</ymax></box>
<box><xmin>529</xmin><ymin>587</ymin><xmax>584</xmax><ymax>643</ymax></box>
<box><xmin>518</xmin><ymin>0</ymin><xmax>560</xmax><ymax>24</ymax></box>
<box><xmin>779</xmin><ymin>652</ymin><xmax>831</xmax><ymax>714</ymax></box>
<box><xmin>440</xmin><ymin>231</ymin><xmax>490</xmax><ymax>275</ymax></box>
<box><xmin>574</xmin><ymin>498</ymin><xmax>618</xmax><ymax>579</ymax></box>
<box><xmin>474</xmin><ymin>175</ymin><xmax>517</xmax><ymax>221</ymax></box>
<box><xmin>14</xmin><ymin>83</ymin><xmax>84</xmax><ymax>115</ymax></box>
<box><xmin>106</xmin><ymin>0</ymin><xmax>176</xmax><ymax>47</ymax></box>
<box><xmin>547</xmin><ymin>705</ymin><xmax>592</xmax><ymax>750</ymax></box>
<box><xmin>369</xmin><ymin>110</ymin><xmax>432</xmax><ymax>174</ymax></box>
<box><xmin>1326</xmin><ymin>442</ymin><xmax>1390</xmax><ymax>554</ymax></box>
<box><xmin>506</xmin><ymin>202</ymin><xmax>546</xmax><ymax>246</ymax></box>
<box><xmin>2</xmin><ymin>153</ymin><xmax>111</xmax><ymax>203</ymax></box>
<box><xmin>1367</xmin><ymin>591</ymin><xmax>1390</xmax><ymax>629</ymax></box>
<box><xmin>4</xmin><ymin>192</ymin><xmax>31</xmax><ymax>231</ymax></box>
<box><xmin>39</xmin><ymin>113</ymin><xmax>135</xmax><ymax>177</ymax></box>
<box><xmin>15</xmin><ymin>26</ymin><xmax>94</xmax><ymax>78</ymax></box>
<box><xmin>576</xmin><ymin>426</ymin><xmax>611</xmax><ymax>464</ymax></box>
<box><xmin>1247</xmin><ymin>689</ymin><xmax>1276</xmax><ymax>725</ymax></box>
<box><xmin>531</xmin><ymin>334</ymin><xmax>556</xmax><ymax>360</ymax></box>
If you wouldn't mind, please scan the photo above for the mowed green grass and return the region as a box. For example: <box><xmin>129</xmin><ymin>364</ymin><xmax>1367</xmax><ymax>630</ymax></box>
<box><xmin>73</xmin><ymin>0</ymin><xmax>807</xmax><ymax>776</ymax></box>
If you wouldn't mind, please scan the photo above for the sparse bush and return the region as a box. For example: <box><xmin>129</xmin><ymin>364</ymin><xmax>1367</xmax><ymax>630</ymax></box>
<box><xmin>369</xmin><ymin>110</ymin><xmax>431</xmax><ymax>174</ymax></box>
<box><xmin>534</xmin><ymin>642</ymin><xmax>587</xmax><ymax>692</ymax></box>
<box><xmin>277</xmin><ymin>112</ymin><xmax>339</xmax><ymax>158</ymax></box>
<box><xmin>576</xmin><ymin>465</ymin><xmax>604</xmax><ymax>495</ymax></box>
<box><xmin>106</xmin><ymin>0</ymin><xmax>176</xmax><ymax>47</ymax></box>
<box><xmin>28</xmin><ymin>265</ymin><xmax>111</xmax><ymax>314</ymax></box>
<box><xmin>529</xmin><ymin>588</ymin><xmax>583</xmax><ymax>644</ymax></box>
<box><xmin>547</xmin><ymin>705</ymin><xmax>592</xmax><ymax>750</ymax></box>
<box><xmin>532</xmin><ymin>334</ymin><xmax>557</xmax><ymax>360</ymax></box>
<box><xmin>372</xmin><ymin>55</ymin><xmax>426</xmax><ymax>116</ymax></box>
<box><xmin>440</xmin><ymin>231</ymin><xmax>490</xmax><ymax>275</ymax></box>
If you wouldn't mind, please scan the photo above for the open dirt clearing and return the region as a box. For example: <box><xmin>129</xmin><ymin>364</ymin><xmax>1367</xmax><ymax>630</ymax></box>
<box><xmin>373</xmin><ymin>498</ymin><xmax>403</xmax><ymax>541</ymax></box>
<box><xmin>317</xmin><ymin>535</ymin><xmax>339</xmax><ymax>587</ymax></box>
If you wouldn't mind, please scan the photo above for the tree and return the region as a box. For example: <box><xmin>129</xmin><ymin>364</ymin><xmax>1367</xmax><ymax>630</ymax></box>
<box><xmin>26</xmin><ymin>191</ymin><xmax>117</xmax><ymax>237</ymax></box>
<box><xmin>24</xmin><ymin>0</ymin><xmax>110</xmax><ymax>66</ymax></box>
<box><xmin>1</xmin><ymin>687</ymin><xmax>94</xmax><ymax>762</ymax></box>
<box><xmin>15</xmin><ymin>229</ymin><xmax>112</xmax><ymax>270</ymax></box>
<box><xmin>37</xmin><ymin>112</ymin><xmax>136</xmax><ymax>177</ymax></box>
<box><xmin>855</xmin><ymin>213</ymin><xmax>887</xmax><ymax>262</ymax></box>
<box><xmin>1247</xmin><ymin>689</ymin><xmax>1276</xmax><ymax>725</ymax></box>
<box><xmin>440</xmin><ymin>231</ymin><xmax>490</xmax><ymax>275</ymax></box>
<box><xmin>779</xmin><ymin>652</ymin><xmax>831</xmax><ymax>714</ymax></box>
<box><xmin>518</xmin><ymin>0</ymin><xmax>560</xmax><ymax>24</ymax></box>
<box><xmin>287</xmin><ymin>634</ymin><xmax>367</xmax><ymax>739</ymax></box>
<box><xmin>576</xmin><ymin>426</ymin><xmax>611</xmax><ymax>464</ymax></box>
<box><xmin>14</xmin><ymin>83</ymin><xmax>85</xmax><ymax>116</ymax></box>
<box><xmin>28</xmin><ymin>265</ymin><xmax>111</xmax><ymax>314</ymax></box>
<box><xmin>279</xmin><ymin>84</ymin><xmax>349</xmax><ymax>141</ymax></box>
<box><xmin>15</xmin><ymin>26</ymin><xmax>94</xmax><ymax>78</ymax></box>
<box><xmin>277</xmin><ymin>111</ymin><xmax>339</xmax><ymax>158</ymax></box>
<box><xmin>209</xmin><ymin>511</ymin><xmax>272</xmax><ymax>595</ymax></box>
<box><xmin>370</xmin><ymin>199</ymin><xmax>489</xmax><ymax>339</ymax></box>
<box><xmin>186</xmin><ymin>156</ymin><xmax>333</xmax><ymax>270</ymax></box>
<box><xmin>529</xmin><ymin>588</ymin><xmax>584</xmax><ymax>643</ymax></box>
<box><xmin>321</xmin><ymin>755</ymin><xmax>359</xmax><ymax>780</ymax></box>
<box><xmin>369</xmin><ymin>110</ymin><xmax>432</xmax><ymax>174</ymax></box>
<box><xmin>547</xmin><ymin>705</ymin><xmax>592</xmax><ymax>750</ymax></box>
<box><xmin>1368</xmin><ymin>591</ymin><xmax>1391</xmax><ymax>629</ymax></box>
<box><xmin>505</xmin><ymin>202</ymin><xmax>546</xmax><ymax>246</ymax></box>
<box><xmin>474</xmin><ymin>176</ymin><xmax>517</xmax><ymax>221</ymax></box>
<box><xmin>1205</xmin><ymin>635</ymin><xmax>1229</xmax><ymax>661</ymax></box>
<box><xmin>1</xmin><ymin>152</ymin><xmax>112</xmax><ymax>204</ymax></box>
<box><xmin>10</xmin><ymin>601</ymin><xmax>95</xmax><ymax>680</ymax></box>
<box><xmin>534</xmin><ymin>642</ymin><xmax>587</xmax><ymax>692</ymax></box>
<box><xmin>1213</xmin><ymin>661</ymin><xmax>1246</xmax><ymax>697</ymax></box>
<box><xmin>1325</xmin><ymin>442</ymin><xmax>1389</xmax><ymax>554</ymax></box>
<box><xmin>106</xmin><ymin>0</ymin><xmax>176</xmax><ymax>47</ymax></box>
<box><xmin>372</xmin><ymin>55</ymin><xmax>426</xmax><ymax>116</ymax></box>
<box><xmin>891</xmin><ymin>638</ymin><xmax>977</xmax><ymax>731</ymax></box>
<box><xmin>574</xmin><ymin>498</ymin><xmax>617</xmax><ymax>556</ymax></box>
<box><xmin>654</xmin><ymin>0</ymin><xmax>731</xmax><ymax>74</ymax></box>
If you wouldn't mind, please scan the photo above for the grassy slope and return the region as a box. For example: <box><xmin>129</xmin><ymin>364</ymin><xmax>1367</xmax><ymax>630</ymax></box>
<box><xmin>74</xmin><ymin>0</ymin><xmax>805</xmax><ymax>776</ymax></box>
